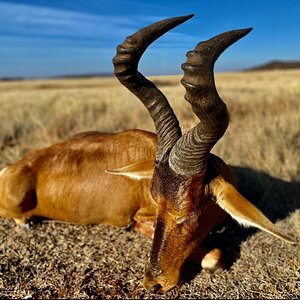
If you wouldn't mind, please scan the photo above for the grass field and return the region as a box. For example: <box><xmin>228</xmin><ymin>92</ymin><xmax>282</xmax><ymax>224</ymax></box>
<box><xmin>0</xmin><ymin>70</ymin><xmax>299</xmax><ymax>298</ymax></box>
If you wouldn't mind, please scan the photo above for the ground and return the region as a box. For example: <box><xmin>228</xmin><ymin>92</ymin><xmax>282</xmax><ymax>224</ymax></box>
<box><xmin>0</xmin><ymin>71</ymin><xmax>299</xmax><ymax>298</ymax></box>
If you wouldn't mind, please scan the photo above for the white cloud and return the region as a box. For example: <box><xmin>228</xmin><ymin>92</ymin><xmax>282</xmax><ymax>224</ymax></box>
<box><xmin>0</xmin><ymin>1</ymin><xmax>198</xmax><ymax>44</ymax></box>
<box><xmin>0</xmin><ymin>1</ymin><xmax>137</xmax><ymax>40</ymax></box>
<box><xmin>0</xmin><ymin>1</ymin><xmax>201</xmax><ymax>77</ymax></box>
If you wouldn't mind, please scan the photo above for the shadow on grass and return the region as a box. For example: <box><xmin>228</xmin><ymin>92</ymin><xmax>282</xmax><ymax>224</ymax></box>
<box><xmin>182</xmin><ymin>166</ymin><xmax>300</xmax><ymax>283</ymax></box>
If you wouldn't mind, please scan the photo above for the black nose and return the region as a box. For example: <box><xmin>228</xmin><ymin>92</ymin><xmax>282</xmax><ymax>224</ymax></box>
<box><xmin>149</xmin><ymin>283</ymin><xmax>162</xmax><ymax>294</ymax></box>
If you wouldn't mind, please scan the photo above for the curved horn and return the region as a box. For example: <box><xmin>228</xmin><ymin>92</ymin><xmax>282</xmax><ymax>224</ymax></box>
<box><xmin>169</xmin><ymin>28</ymin><xmax>253</xmax><ymax>176</ymax></box>
<box><xmin>113</xmin><ymin>15</ymin><xmax>194</xmax><ymax>161</ymax></box>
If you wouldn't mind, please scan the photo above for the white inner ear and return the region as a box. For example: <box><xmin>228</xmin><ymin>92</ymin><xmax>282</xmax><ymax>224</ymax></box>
<box><xmin>217</xmin><ymin>198</ymin><xmax>296</xmax><ymax>244</ymax></box>
<box><xmin>211</xmin><ymin>176</ymin><xmax>296</xmax><ymax>244</ymax></box>
<box><xmin>105</xmin><ymin>160</ymin><xmax>154</xmax><ymax>180</ymax></box>
<box><xmin>216</xmin><ymin>197</ymin><xmax>267</xmax><ymax>229</ymax></box>
<box><xmin>105</xmin><ymin>169</ymin><xmax>152</xmax><ymax>180</ymax></box>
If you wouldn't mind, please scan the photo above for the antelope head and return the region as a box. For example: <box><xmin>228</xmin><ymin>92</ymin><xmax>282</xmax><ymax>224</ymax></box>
<box><xmin>113</xmin><ymin>15</ymin><xmax>296</xmax><ymax>293</ymax></box>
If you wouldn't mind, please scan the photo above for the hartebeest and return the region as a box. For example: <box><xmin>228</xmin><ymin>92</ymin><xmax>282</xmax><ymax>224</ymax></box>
<box><xmin>0</xmin><ymin>14</ymin><xmax>296</xmax><ymax>294</ymax></box>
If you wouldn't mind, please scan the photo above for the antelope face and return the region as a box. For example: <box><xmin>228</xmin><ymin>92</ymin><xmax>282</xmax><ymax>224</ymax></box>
<box><xmin>143</xmin><ymin>160</ymin><xmax>203</xmax><ymax>293</ymax></box>
<box><xmin>142</xmin><ymin>157</ymin><xmax>226</xmax><ymax>293</ymax></box>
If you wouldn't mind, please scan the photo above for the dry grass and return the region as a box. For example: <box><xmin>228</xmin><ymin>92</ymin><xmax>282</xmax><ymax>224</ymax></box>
<box><xmin>0</xmin><ymin>70</ymin><xmax>299</xmax><ymax>298</ymax></box>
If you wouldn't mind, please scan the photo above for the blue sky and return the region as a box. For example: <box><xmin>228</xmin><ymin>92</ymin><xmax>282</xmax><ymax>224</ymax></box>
<box><xmin>0</xmin><ymin>0</ymin><xmax>299</xmax><ymax>78</ymax></box>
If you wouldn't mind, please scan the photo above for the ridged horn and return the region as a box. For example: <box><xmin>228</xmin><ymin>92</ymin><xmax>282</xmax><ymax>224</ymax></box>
<box><xmin>113</xmin><ymin>15</ymin><xmax>194</xmax><ymax>161</ymax></box>
<box><xmin>169</xmin><ymin>28</ymin><xmax>253</xmax><ymax>176</ymax></box>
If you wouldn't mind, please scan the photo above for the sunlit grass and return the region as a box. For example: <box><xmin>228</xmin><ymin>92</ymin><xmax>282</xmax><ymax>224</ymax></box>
<box><xmin>1</xmin><ymin>69</ymin><xmax>300</xmax><ymax>181</ymax></box>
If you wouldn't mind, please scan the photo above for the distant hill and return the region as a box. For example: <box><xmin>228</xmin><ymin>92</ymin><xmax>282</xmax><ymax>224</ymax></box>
<box><xmin>2</xmin><ymin>61</ymin><xmax>300</xmax><ymax>81</ymax></box>
<box><xmin>247</xmin><ymin>60</ymin><xmax>300</xmax><ymax>71</ymax></box>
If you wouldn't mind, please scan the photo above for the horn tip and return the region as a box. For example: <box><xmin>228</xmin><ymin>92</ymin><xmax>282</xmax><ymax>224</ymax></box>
<box><xmin>173</xmin><ymin>13</ymin><xmax>194</xmax><ymax>24</ymax></box>
<box><xmin>244</xmin><ymin>27</ymin><xmax>253</xmax><ymax>33</ymax></box>
<box><xmin>239</xmin><ymin>27</ymin><xmax>253</xmax><ymax>37</ymax></box>
<box><xmin>185</xmin><ymin>13</ymin><xmax>195</xmax><ymax>19</ymax></box>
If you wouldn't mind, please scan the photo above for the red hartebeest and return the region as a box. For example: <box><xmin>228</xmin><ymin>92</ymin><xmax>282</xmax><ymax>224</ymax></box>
<box><xmin>0</xmin><ymin>14</ymin><xmax>296</xmax><ymax>294</ymax></box>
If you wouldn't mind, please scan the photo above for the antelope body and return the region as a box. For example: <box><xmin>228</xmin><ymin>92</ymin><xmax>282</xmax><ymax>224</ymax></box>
<box><xmin>0</xmin><ymin>14</ymin><xmax>296</xmax><ymax>294</ymax></box>
<box><xmin>0</xmin><ymin>130</ymin><xmax>156</xmax><ymax>228</ymax></box>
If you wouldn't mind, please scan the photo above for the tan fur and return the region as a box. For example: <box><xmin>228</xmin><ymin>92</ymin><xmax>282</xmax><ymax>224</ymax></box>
<box><xmin>0</xmin><ymin>130</ymin><xmax>157</xmax><ymax>227</ymax></box>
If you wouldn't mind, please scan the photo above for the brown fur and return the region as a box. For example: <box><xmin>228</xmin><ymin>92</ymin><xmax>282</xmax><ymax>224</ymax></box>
<box><xmin>143</xmin><ymin>152</ymin><xmax>236</xmax><ymax>293</ymax></box>
<box><xmin>0</xmin><ymin>130</ymin><xmax>157</xmax><ymax>226</ymax></box>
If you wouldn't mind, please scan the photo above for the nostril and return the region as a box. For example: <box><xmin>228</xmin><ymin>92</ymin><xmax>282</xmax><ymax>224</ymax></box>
<box><xmin>149</xmin><ymin>283</ymin><xmax>162</xmax><ymax>294</ymax></box>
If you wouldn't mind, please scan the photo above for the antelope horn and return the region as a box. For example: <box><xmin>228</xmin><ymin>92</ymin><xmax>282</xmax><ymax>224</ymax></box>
<box><xmin>169</xmin><ymin>28</ymin><xmax>253</xmax><ymax>176</ymax></box>
<box><xmin>113</xmin><ymin>15</ymin><xmax>194</xmax><ymax>161</ymax></box>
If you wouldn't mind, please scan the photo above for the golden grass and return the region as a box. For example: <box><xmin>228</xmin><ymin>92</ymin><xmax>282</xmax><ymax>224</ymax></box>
<box><xmin>1</xmin><ymin>70</ymin><xmax>300</xmax><ymax>180</ymax></box>
<box><xmin>0</xmin><ymin>70</ymin><xmax>299</xmax><ymax>298</ymax></box>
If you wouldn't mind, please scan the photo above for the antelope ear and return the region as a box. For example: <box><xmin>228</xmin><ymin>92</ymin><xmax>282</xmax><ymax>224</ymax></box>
<box><xmin>209</xmin><ymin>176</ymin><xmax>297</xmax><ymax>244</ymax></box>
<box><xmin>105</xmin><ymin>160</ymin><xmax>154</xmax><ymax>180</ymax></box>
